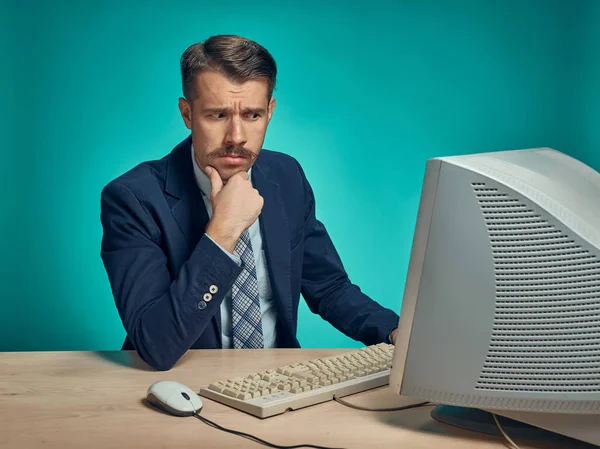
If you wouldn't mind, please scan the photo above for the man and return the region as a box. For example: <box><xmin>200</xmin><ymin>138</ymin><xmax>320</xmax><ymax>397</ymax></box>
<box><xmin>100</xmin><ymin>34</ymin><xmax>399</xmax><ymax>371</ymax></box>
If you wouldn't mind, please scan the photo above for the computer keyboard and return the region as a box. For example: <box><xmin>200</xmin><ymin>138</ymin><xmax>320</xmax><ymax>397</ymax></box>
<box><xmin>199</xmin><ymin>343</ymin><xmax>395</xmax><ymax>418</ymax></box>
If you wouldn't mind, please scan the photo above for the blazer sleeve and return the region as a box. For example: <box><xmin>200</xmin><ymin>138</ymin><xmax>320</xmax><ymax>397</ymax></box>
<box><xmin>100</xmin><ymin>181</ymin><xmax>242</xmax><ymax>370</ymax></box>
<box><xmin>296</xmin><ymin>162</ymin><xmax>400</xmax><ymax>346</ymax></box>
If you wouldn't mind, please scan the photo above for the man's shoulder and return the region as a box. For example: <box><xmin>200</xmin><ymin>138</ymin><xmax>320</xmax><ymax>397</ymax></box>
<box><xmin>101</xmin><ymin>155</ymin><xmax>168</xmax><ymax>200</ymax></box>
<box><xmin>258</xmin><ymin>148</ymin><xmax>297</xmax><ymax>164</ymax></box>
<box><xmin>102</xmin><ymin>135</ymin><xmax>192</xmax><ymax>200</ymax></box>
<box><xmin>257</xmin><ymin>149</ymin><xmax>305</xmax><ymax>179</ymax></box>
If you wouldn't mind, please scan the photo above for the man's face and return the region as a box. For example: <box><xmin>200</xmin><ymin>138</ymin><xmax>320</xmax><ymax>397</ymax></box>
<box><xmin>178</xmin><ymin>71</ymin><xmax>275</xmax><ymax>182</ymax></box>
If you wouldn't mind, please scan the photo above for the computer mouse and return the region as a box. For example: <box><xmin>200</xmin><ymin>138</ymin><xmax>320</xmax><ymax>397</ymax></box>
<box><xmin>146</xmin><ymin>380</ymin><xmax>203</xmax><ymax>417</ymax></box>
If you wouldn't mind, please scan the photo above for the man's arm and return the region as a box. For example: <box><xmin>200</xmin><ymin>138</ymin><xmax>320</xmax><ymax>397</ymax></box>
<box><xmin>296</xmin><ymin>162</ymin><xmax>400</xmax><ymax>346</ymax></box>
<box><xmin>100</xmin><ymin>182</ymin><xmax>242</xmax><ymax>370</ymax></box>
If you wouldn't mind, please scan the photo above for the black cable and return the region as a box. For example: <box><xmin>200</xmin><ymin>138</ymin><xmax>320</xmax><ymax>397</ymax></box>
<box><xmin>193</xmin><ymin>412</ymin><xmax>346</xmax><ymax>449</ymax></box>
<box><xmin>333</xmin><ymin>394</ymin><xmax>432</xmax><ymax>412</ymax></box>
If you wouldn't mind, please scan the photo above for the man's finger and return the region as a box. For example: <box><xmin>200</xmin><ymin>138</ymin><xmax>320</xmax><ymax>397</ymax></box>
<box><xmin>206</xmin><ymin>166</ymin><xmax>223</xmax><ymax>198</ymax></box>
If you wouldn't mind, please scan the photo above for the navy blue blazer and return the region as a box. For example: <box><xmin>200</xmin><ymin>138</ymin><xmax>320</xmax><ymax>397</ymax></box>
<box><xmin>100</xmin><ymin>135</ymin><xmax>399</xmax><ymax>370</ymax></box>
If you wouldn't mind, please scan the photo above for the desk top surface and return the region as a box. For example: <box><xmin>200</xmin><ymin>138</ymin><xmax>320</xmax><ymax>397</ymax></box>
<box><xmin>0</xmin><ymin>348</ymin><xmax>595</xmax><ymax>449</ymax></box>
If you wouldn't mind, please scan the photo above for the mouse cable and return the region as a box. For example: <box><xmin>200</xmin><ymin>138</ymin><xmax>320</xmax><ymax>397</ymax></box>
<box><xmin>492</xmin><ymin>414</ymin><xmax>521</xmax><ymax>449</ymax></box>
<box><xmin>332</xmin><ymin>395</ymin><xmax>433</xmax><ymax>412</ymax></box>
<box><xmin>193</xmin><ymin>411</ymin><xmax>346</xmax><ymax>449</ymax></box>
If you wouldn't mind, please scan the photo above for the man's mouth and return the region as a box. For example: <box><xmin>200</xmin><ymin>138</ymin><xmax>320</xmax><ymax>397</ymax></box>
<box><xmin>220</xmin><ymin>155</ymin><xmax>247</xmax><ymax>165</ymax></box>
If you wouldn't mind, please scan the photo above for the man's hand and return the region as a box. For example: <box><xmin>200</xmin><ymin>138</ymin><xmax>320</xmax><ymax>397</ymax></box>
<box><xmin>204</xmin><ymin>166</ymin><xmax>264</xmax><ymax>253</ymax></box>
<box><xmin>391</xmin><ymin>328</ymin><xmax>398</xmax><ymax>344</ymax></box>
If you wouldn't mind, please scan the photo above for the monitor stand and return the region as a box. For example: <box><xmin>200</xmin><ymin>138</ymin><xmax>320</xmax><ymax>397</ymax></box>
<box><xmin>430</xmin><ymin>405</ymin><xmax>567</xmax><ymax>440</ymax></box>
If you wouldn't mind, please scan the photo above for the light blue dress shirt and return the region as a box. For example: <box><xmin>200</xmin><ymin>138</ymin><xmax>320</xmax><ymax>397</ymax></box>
<box><xmin>191</xmin><ymin>145</ymin><xmax>278</xmax><ymax>348</ymax></box>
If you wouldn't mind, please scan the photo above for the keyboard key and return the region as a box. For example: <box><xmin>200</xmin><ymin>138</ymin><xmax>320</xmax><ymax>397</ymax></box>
<box><xmin>222</xmin><ymin>388</ymin><xmax>238</xmax><ymax>398</ymax></box>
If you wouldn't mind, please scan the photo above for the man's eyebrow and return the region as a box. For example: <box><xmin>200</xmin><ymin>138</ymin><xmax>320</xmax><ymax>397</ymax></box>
<box><xmin>201</xmin><ymin>106</ymin><xmax>267</xmax><ymax>114</ymax></box>
<box><xmin>201</xmin><ymin>107</ymin><xmax>229</xmax><ymax>113</ymax></box>
<box><xmin>242</xmin><ymin>107</ymin><xmax>267</xmax><ymax>114</ymax></box>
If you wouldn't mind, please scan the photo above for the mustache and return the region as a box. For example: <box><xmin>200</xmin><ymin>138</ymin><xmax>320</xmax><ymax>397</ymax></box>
<box><xmin>208</xmin><ymin>146</ymin><xmax>255</xmax><ymax>160</ymax></box>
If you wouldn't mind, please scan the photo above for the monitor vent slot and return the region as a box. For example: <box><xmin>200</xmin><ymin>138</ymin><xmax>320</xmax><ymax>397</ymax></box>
<box><xmin>472</xmin><ymin>183</ymin><xmax>600</xmax><ymax>393</ymax></box>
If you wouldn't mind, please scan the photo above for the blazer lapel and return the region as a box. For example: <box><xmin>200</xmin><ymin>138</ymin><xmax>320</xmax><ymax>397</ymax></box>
<box><xmin>252</xmin><ymin>158</ymin><xmax>293</xmax><ymax>337</ymax></box>
<box><xmin>164</xmin><ymin>136</ymin><xmax>221</xmax><ymax>345</ymax></box>
<box><xmin>165</xmin><ymin>136</ymin><xmax>210</xmax><ymax>249</ymax></box>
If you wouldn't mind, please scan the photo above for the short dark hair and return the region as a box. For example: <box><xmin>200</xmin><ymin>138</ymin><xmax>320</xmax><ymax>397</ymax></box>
<box><xmin>180</xmin><ymin>35</ymin><xmax>277</xmax><ymax>101</ymax></box>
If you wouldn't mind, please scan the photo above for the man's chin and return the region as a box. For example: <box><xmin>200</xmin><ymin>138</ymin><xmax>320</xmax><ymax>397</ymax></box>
<box><xmin>217</xmin><ymin>165</ymin><xmax>250</xmax><ymax>182</ymax></box>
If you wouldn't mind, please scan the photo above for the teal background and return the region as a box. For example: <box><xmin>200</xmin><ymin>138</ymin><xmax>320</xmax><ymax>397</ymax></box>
<box><xmin>1</xmin><ymin>0</ymin><xmax>598</xmax><ymax>353</ymax></box>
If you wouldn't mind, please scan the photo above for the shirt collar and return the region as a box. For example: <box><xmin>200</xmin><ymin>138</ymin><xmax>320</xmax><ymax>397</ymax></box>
<box><xmin>191</xmin><ymin>144</ymin><xmax>252</xmax><ymax>197</ymax></box>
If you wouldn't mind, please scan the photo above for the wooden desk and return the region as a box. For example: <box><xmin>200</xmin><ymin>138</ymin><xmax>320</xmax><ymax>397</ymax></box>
<box><xmin>0</xmin><ymin>349</ymin><xmax>596</xmax><ymax>449</ymax></box>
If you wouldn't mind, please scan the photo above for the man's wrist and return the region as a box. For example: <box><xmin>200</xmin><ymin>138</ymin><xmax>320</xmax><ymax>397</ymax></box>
<box><xmin>205</xmin><ymin>218</ymin><xmax>241</xmax><ymax>253</ymax></box>
<box><xmin>205</xmin><ymin>234</ymin><xmax>241</xmax><ymax>266</ymax></box>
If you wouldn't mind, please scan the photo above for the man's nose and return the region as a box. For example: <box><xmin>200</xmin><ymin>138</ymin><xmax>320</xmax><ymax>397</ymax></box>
<box><xmin>225</xmin><ymin>116</ymin><xmax>247</xmax><ymax>146</ymax></box>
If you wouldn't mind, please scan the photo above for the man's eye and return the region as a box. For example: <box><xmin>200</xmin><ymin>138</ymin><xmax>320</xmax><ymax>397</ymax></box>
<box><xmin>209</xmin><ymin>113</ymin><xmax>225</xmax><ymax>119</ymax></box>
<box><xmin>246</xmin><ymin>113</ymin><xmax>260</xmax><ymax>120</ymax></box>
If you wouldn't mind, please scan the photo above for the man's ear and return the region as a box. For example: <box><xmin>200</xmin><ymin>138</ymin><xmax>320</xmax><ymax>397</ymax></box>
<box><xmin>267</xmin><ymin>96</ymin><xmax>276</xmax><ymax>122</ymax></box>
<box><xmin>178</xmin><ymin>97</ymin><xmax>192</xmax><ymax>130</ymax></box>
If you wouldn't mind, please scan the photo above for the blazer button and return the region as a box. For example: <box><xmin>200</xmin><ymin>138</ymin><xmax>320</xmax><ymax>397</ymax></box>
<box><xmin>209</xmin><ymin>285</ymin><xmax>218</xmax><ymax>294</ymax></box>
<box><xmin>197</xmin><ymin>300</ymin><xmax>207</xmax><ymax>310</ymax></box>
<box><xmin>203</xmin><ymin>293</ymin><xmax>212</xmax><ymax>302</ymax></box>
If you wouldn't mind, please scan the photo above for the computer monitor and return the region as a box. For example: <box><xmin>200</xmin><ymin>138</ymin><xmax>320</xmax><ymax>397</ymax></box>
<box><xmin>389</xmin><ymin>147</ymin><xmax>600</xmax><ymax>446</ymax></box>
